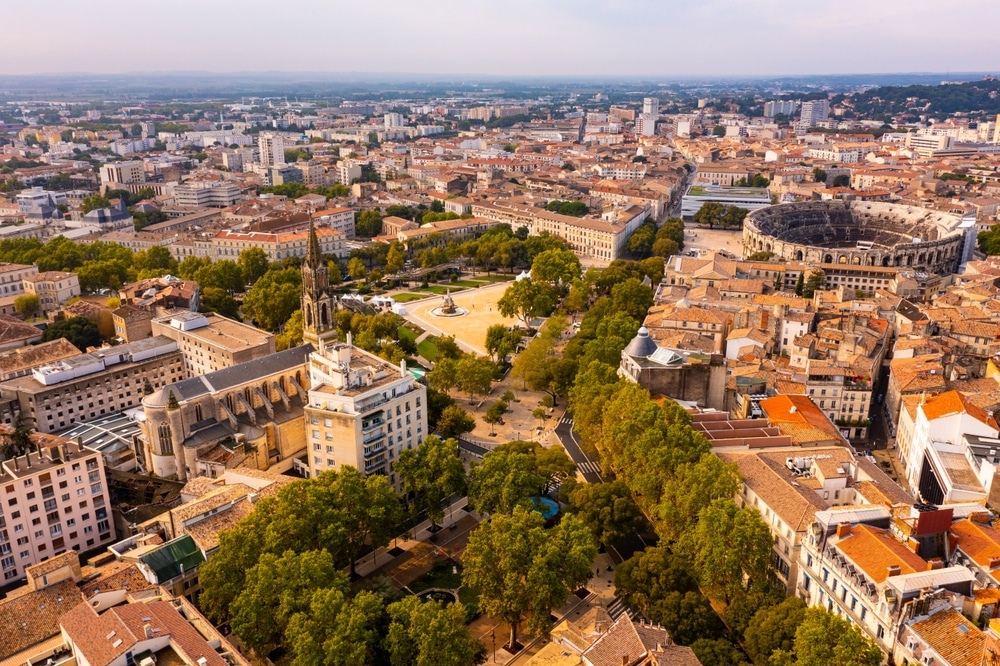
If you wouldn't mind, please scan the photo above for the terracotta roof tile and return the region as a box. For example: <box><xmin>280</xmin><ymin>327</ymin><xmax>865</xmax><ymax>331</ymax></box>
<box><xmin>910</xmin><ymin>607</ymin><xmax>984</xmax><ymax>666</ymax></box>
<box><xmin>836</xmin><ymin>524</ymin><xmax>928</xmax><ymax>583</ymax></box>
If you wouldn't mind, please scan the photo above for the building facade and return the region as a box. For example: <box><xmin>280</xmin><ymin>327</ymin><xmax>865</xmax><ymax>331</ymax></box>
<box><xmin>0</xmin><ymin>433</ymin><xmax>114</xmax><ymax>583</ymax></box>
<box><xmin>150</xmin><ymin>311</ymin><xmax>276</xmax><ymax>377</ymax></box>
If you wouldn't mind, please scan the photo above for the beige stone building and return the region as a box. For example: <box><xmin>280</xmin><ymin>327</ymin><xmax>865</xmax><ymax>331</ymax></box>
<box><xmin>23</xmin><ymin>271</ymin><xmax>80</xmax><ymax>314</ymax></box>
<box><xmin>151</xmin><ymin>311</ymin><xmax>276</xmax><ymax>377</ymax></box>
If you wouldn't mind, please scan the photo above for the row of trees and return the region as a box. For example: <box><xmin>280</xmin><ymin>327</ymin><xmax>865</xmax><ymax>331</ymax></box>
<box><xmin>692</xmin><ymin>202</ymin><xmax>749</xmax><ymax>229</ymax></box>
<box><xmin>627</xmin><ymin>216</ymin><xmax>686</xmax><ymax>259</ymax></box>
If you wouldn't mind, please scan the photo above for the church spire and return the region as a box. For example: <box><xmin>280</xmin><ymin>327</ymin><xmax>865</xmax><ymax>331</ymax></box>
<box><xmin>306</xmin><ymin>219</ymin><xmax>322</xmax><ymax>268</ymax></box>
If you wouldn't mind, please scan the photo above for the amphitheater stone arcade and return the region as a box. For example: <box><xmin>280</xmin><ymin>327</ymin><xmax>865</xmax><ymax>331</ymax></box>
<box><xmin>742</xmin><ymin>200</ymin><xmax>965</xmax><ymax>275</ymax></box>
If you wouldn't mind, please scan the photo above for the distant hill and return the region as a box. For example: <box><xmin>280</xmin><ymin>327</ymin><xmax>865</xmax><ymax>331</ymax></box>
<box><xmin>850</xmin><ymin>77</ymin><xmax>1000</xmax><ymax>117</ymax></box>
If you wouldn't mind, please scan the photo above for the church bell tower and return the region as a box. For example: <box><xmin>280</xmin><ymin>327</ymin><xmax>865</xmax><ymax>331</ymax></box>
<box><xmin>301</xmin><ymin>221</ymin><xmax>337</xmax><ymax>345</ymax></box>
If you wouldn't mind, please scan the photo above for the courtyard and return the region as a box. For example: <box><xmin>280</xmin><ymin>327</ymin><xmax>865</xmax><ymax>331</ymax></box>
<box><xmin>397</xmin><ymin>280</ymin><xmax>517</xmax><ymax>356</ymax></box>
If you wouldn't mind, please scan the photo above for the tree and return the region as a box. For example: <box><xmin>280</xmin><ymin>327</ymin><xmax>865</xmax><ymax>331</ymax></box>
<box><xmin>80</xmin><ymin>194</ymin><xmax>111</xmax><ymax>214</ymax></box>
<box><xmin>530</xmin><ymin>248</ymin><xmax>581</xmax><ymax>284</ymax></box>
<box><xmin>688</xmin><ymin>499</ymin><xmax>773</xmax><ymax>603</ymax></box>
<box><xmin>652</xmin><ymin>236</ymin><xmax>680</xmax><ymax>258</ymax></box>
<box><xmin>689</xmin><ymin>638</ymin><xmax>745</xmax><ymax>666</ymax></box>
<box><xmin>610</xmin><ymin>278</ymin><xmax>653</xmax><ymax>322</ymax></box>
<box><xmin>794</xmin><ymin>271</ymin><xmax>805</xmax><ymax>296</ymax></box>
<box><xmin>568</xmin><ymin>481</ymin><xmax>644</xmax><ymax>545</ymax></box>
<box><xmin>355</xmin><ymin>210</ymin><xmax>383</xmax><ymax>238</ymax></box>
<box><xmin>462</xmin><ymin>505</ymin><xmax>596</xmax><ymax>649</ymax></box>
<box><xmin>1</xmin><ymin>413</ymin><xmax>36</xmax><ymax>459</ymax></box>
<box><xmin>347</xmin><ymin>257</ymin><xmax>367</xmax><ymax>281</ymax></box>
<box><xmin>275</xmin><ymin>309</ymin><xmax>305</xmax><ymax>351</ymax></box>
<box><xmin>468</xmin><ymin>450</ymin><xmax>544</xmax><ymax>516</ymax></box>
<box><xmin>241</xmin><ymin>267</ymin><xmax>302</xmax><ymax>331</ymax></box>
<box><xmin>286</xmin><ymin>588</ymin><xmax>386</xmax><ymax>666</ymax></box>
<box><xmin>743</xmin><ymin>596</ymin><xmax>806</xmax><ymax>665</ymax></box>
<box><xmin>693</xmin><ymin>202</ymin><xmax>725</xmax><ymax>228</ymax></box>
<box><xmin>42</xmin><ymin>316</ymin><xmax>100</xmax><ymax>350</ymax></box>
<box><xmin>497</xmin><ymin>279</ymin><xmax>555</xmax><ymax>329</ymax></box>
<box><xmin>812</xmin><ymin>167</ymin><xmax>827</xmax><ymax>183</ymax></box>
<box><xmin>239</xmin><ymin>247</ymin><xmax>270</xmax><ymax>286</ymax></box>
<box><xmin>436</xmin><ymin>404</ymin><xmax>476</xmax><ymax>439</ymax></box>
<box><xmin>14</xmin><ymin>294</ymin><xmax>40</xmax><ymax>319</ymax></box>
<box><xmin>801</xmin><ymin>269</ymin><xmax>825</xmax><ymax>299</ymax></box>
<box><xmin>455</xmin><ymin>355</ymin><xmax>495</xmax><ymax>404</ymax></box>
<box><xmin>132</xmin><ymin>246</ymin><xmax>178</xmax><ymax>275</ymax></box>
<box><xmin>484</xmin><ymin>324</ymin><xmax>521</xmax><ymax>365</ymax></box>
<box><xmin>627</xmin><ymin>225</ymin><xmax>656</xmax><ymax>257</ymax></box>
<box><xmin>712</xmin><ymin>125</ymin><xmax>726</xmax><ymax>137</ymax></box>
<box><xmin>396</xmin><ymin>435</ymin><xmax>467</xmax><ymax>528</ymax></box>
<box><xmin>832</xmin><ymin>174</ymin><xmax>851</xmax><ymax>188</ymax></box>
<box><xmin>532</xmin><ymin>407</ymin><xmax>546</xmax><ymax>426</ymax></box>
<box><xmin>747</xmin><ymin>250</ymin><xmax>774</xmax><ymax>261</ymax></box>
<box><xmin>230</xmin><ymin>549</ymin><xmax>346</xmax><ymax>657</ymax></box>
<box><xmin>200</xmin><ymin>286</ymin><xmax>240</xmax><ymax>319</ymax></box>
<box><xmin>330</xmin><ymin>467</ymin><xmax>403</xmax><ymax>577</ymax></box>
<box><xmin>771</xmin><ymin>607</ymin><xmax>882</xmax><ymax>666</ymax></box>
<box><xmin>484</xmin><ymin>400</ymin><xmax>507</xmax><ymax>435</ymax></box>
<box><xmin>385</xmin><ymin>596</ymin><xmax>479</xmax><ymax>666</ymax></box>
<box><xmin>385</xmin><ymin>243</ymin><xmax>406</xmax><ymax>274</ymax></box>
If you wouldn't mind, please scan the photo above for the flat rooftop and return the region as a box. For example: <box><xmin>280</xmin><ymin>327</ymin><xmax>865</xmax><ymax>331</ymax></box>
<box><xmin>154</xmin><ymin>312</ymin><xmax>273</xmax><ymax>352</ymax></box>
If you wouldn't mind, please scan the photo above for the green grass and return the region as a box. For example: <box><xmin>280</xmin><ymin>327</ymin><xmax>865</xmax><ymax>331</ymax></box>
<box><xmin>409</xmin><ymin>560</ymin><xmax>463</xmax><ymax>592</ymax></box>
<box><xmin>450</xmin><ymin>280</ymin><xmax>484</xmax><ymax>287</ymax></box>
<box><xmin>409</xmin><ymin>560</ymin><xmax>480</xmax><ymax>621</ymax></box>
<box><xmin>418</xmin><ymin>285</ymin><xmax>462</xmax><ymax>295</ymax></box>
<box><xmin>474</xmin><ymin>274</ymin><xmax>515</xmax><ymax>283</ymax></box>
<box><xmin>397</xmin><ymin>326</ymin><xmax>418</xmax><ymax>344</ymax></box>
<box><xmin>391</xmin><ymin>292</ymin><xmax>428</xmax><ymax>303</ymax></box>
<box><xmin>417</xmin><ymin>337</ymin><xmax>440</xmax><ymax>362</ymax></box>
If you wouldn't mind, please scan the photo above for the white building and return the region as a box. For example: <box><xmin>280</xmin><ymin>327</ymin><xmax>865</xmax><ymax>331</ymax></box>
<box><xmin>173</xmin><ymin>180</ymin><xmax>243</xmax><ymax>208</ymax></box>
<box><xmin>99</xmin><ymin>161</ymin><xmax>145</xmax><ymax>187</ymax></box>
<box><xmin>384</xmin><ymin>112</ymin><xmax>404</xmax><ymax>128</ymax></box>
<box><xmin>764</xmin><ymin>100</ymin><xmax>799</xmax><ymax>118</ymax></box>
<box><xmin>635</xmin><ymin>113</ymin><xmax>657</xmax><ymax>137</ymax></box>
<box><xmin>304</xmin><ymin>337</ymin><xmax>427</xmax><ymax>489</ymax></box>
<box><xmin>258</xmin><ymin>132</ymin><xmax>286</xmax><ymax>167</ymax></box>
<box><xmin>800</xmin><ymin>100</ymin><xmax>830</xmax><ymax>127</ymax></box>
<box><xmin>895</xmin><ymin>390</ymin><xmax>997</xmax><ymax>505</ymax></box>
<box><xmin>311</xmin><ymin>207</ymin><xmax>356</xmax><ymax>239</ymax></box>
<box><xmin>642</xmin><ymin>97</ymin><xmax>659</xmax><ymax>115</ymax></box>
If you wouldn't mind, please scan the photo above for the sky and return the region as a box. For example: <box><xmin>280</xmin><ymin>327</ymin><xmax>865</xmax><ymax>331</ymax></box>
<box><xmin>3</xmin><ymin>0</ymin><xmax>999</xmax><ymax>78</ymax></box>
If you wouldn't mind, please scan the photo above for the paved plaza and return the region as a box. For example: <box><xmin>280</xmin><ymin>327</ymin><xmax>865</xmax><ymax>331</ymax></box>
<box><xmin>399</xmin><ymin>281</ymin><xmax>517</xmax><ymax>356</ymax></box>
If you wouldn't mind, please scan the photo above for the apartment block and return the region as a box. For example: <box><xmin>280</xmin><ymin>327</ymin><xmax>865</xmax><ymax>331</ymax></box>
<box><xmin>212</xmin><ymin>225</ymin><xmax>348</xmax><ymax>262</ymax></box>
<box><xmin>304</xmin><ymin>338</ymin><xmax>427</xmax><ymax>489</ymax></box>
<box><xmin>150</xmin><ymin>311</ymin><xmax>275</xmax><ymax>377</ymax></box>
<box><xmin>173</xmin><ymin>180</ymin><xmax>242</xmax><ymax>208</ymax></box>
<box><xmin>0</xmin><ymin>337</ymin><xmax>184</xmax><ymax>433</ymax></box>
<box><xmin>311</xmin><ymin>207</ymin><xmax>355</xmax><ymax>239</ymax></box>
<box><xmin>0</xmin><ymin>432</ymin><xmax>114</xmax><ymax>584</ymax></box>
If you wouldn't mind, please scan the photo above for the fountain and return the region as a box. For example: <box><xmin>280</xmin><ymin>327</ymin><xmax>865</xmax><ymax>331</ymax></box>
<box><xmin>430</xmin><ymin>289</ymin><xmax>468</xmax><ymax>317</ymax></box>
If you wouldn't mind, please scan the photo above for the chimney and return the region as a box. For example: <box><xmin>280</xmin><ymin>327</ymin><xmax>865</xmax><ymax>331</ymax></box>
<box><xmin>970</xmin><ymin>511</ymin><xmax>992</xmax><ymax>524</ymax></box>
<box><xmin>836</xmin><ymin>522</ymin><xmax>852</xmax><ymax>538</ymax></box>
<box><xmin>24</xmin><ymin>453</ymin><xmax>31</xmax><ymax>469</ymax></box>
<box><xmin>989</xmin><ymin>556</ymin><xmax>1000</xmax><ymax>570</ymax></box>
<box><xmin>143</xmin><ymin>624</ymin><xmax>153</xmax><ymax>639</ymax></box>
<box><xmin>927</xmin><ymin>558</ymin><xmax>944</xmax><ymax>570</ymax></box>
<box><xmin>887</xmin><ymin>564</ymin><xmax>901</xmax><ymax>577</ymax></box>
<box><xmin>621</xmin><ymin>655</ymin><xmax>629</xmax><ymax>666</ymax></box>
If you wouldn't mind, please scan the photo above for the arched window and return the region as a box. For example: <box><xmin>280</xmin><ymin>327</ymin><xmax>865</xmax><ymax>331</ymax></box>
<box><xmin>321</xmin><ymin>302</ymin><xmax>329</xmax><ymax>327</ymax></box>
<box><xmin>194</xmin><ymin>404</ymin><xmax>203</xmax><ymax>422</ymax></box>
<box><xmin>158</xmin><ymin>423</ymin><xmax>173</xmax><ymax>454</ymax></box>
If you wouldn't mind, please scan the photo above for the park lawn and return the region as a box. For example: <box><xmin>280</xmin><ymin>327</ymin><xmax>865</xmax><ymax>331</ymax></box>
<box><xmin>397</xmin><ymin>326</ymin><xmax>418</xmax><ymax>345</ymax></box>
<box><xmin>391</xmin><ymin>292</ymin><xmax>427</xmax><ymax>303</ymax></box>
<box><xmin>417</xmin><ymin>285</ymin><xmax>462</xmax><ymax>295</ymax></box>
<box><xmin>450</xmin><ymin>280</ymin><xmax>484</xmax><ymax>288</ymax></box>
<box><xmin>474</xmin><ymin>274</ymin><xmax>515</xmax><ymax>283</ymax></box>
<box><xmin>409</xmin><ymin>559</ymin><xmax>463</xmax><ymax>592</ymax></box>
<box><xmin>417</xmin><ymin>336</ymin><xmax>440</xmax><ymax>362</ymax></box>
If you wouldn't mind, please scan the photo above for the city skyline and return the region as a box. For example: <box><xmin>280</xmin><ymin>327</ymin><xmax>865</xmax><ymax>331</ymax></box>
<box><xmin>3</xmin><ymin>0</ymin><xmax>999</xmax><ymax>78</ymax></box>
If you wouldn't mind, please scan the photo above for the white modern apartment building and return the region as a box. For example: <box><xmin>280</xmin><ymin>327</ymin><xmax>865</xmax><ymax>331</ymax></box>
<box><xmin>99</xmin><ymin>161</ymin><xmax>145</xmax><ymax>187</ymax></box>
<box><xmin>311</xmin><ymin>207</ymin><xmax>356</xmax><ymax>239</ymax></box>
<box><xmin>384</xmin><ymin>113</ymin><xmax>404</xmax><ymax>128</ymax></box>
<box><xmin>258</xmin><ymin>133</ymin><xmax>286</xmax><ymax>167</ymax></box>
<box><xmin>173</xmin><ymin>180</ymin><xmax>243</xmax><ymax>208</ymax></box>
<box><xmin>895</xmin><ymin>390</ymin><xmax>997</xmax><ymax>506</ymax></box>
<box><xmin>764</xmin><ymin>100</ymin><xmax>798</xmax><ymax>118</ymax></box>
<box><xmin>303</xmin><ymin>337</ymin><xmax>427</xmax><ymax>489</ymax></box>
<box><xmin>635</xmin><ymin>114</ymin><xmax>657</xmax><ymax>137</ymax></box>
<box><xmin>800</xmin><ymin>100</ymin><xmax>830</xmax><ymax>127</ymax></box>
<box><xmin>642</xmin><ymin>97</ymin><xmax>659</xmax><ymax>115</ymax></box>
<box><xmin>0</xmin><ymin>433</ymin><xmax>115</xmax><ymax>583</ymax></box>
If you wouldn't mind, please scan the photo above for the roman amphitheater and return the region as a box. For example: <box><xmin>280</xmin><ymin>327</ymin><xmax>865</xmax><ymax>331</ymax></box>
<box><xmin>742</xmin><ymin>201</ymin><xmax>967</xmax><ymax>275</ymax></box>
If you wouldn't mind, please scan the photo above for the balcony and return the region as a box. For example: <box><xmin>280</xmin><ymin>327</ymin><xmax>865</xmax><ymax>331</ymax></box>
<box><xmin>363</xmin><ymin>429</ymin><xmax>386</xmax><ymax>445</ymax></box>
<box><xmin>364</xmin><ymin>443</ymin><xmax>386</xmax><ymax>460</ymax></box>
<box><xmin>362</xmin><ymin>415</ymin><xmax>385</xmax><ymax>431</ymax></box>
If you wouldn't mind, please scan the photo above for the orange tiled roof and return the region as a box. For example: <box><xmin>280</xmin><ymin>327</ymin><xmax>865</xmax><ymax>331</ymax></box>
<box><xmin>950</xmin><ymin>518</ymin><xmax>1000</xmax><ymax>568</ymax></box>
<box><xmin>910</xmin><ymin>607</ymin><xmax>985</xmax><ymax>666</ymax></box>
<box><xmin>837</xmin><ymin>524</ymin><xmax>928</xmax><ymax>583</ymax></box>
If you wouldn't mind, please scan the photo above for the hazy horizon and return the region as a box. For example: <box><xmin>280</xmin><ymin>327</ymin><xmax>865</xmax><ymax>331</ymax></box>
<box><xmin>2</xmin><ymin>0</ymin><xmax>998</xmax><ymax>78</ymax></box>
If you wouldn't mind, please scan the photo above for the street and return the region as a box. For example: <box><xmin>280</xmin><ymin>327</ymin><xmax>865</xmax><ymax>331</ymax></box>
<box><xmin>553</xmin><ymin>416</ymin><xmax>603</xmax><ymax>483</ymax></box>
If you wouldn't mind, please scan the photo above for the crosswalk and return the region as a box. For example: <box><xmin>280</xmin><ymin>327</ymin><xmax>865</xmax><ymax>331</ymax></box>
<box><xmin>560</xmin><ymin>416</ymin><xmax>574</xmax><ymax>425</ymax></box>
<box><xmin>605</xmin><ymin>596</ymin><xmax>636</xmax><ymax>621</ymax></box>
<box><xmin>578</xmin><ymin>460</ymin><xmax>602</xmax><ymax>475</ymax></box>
